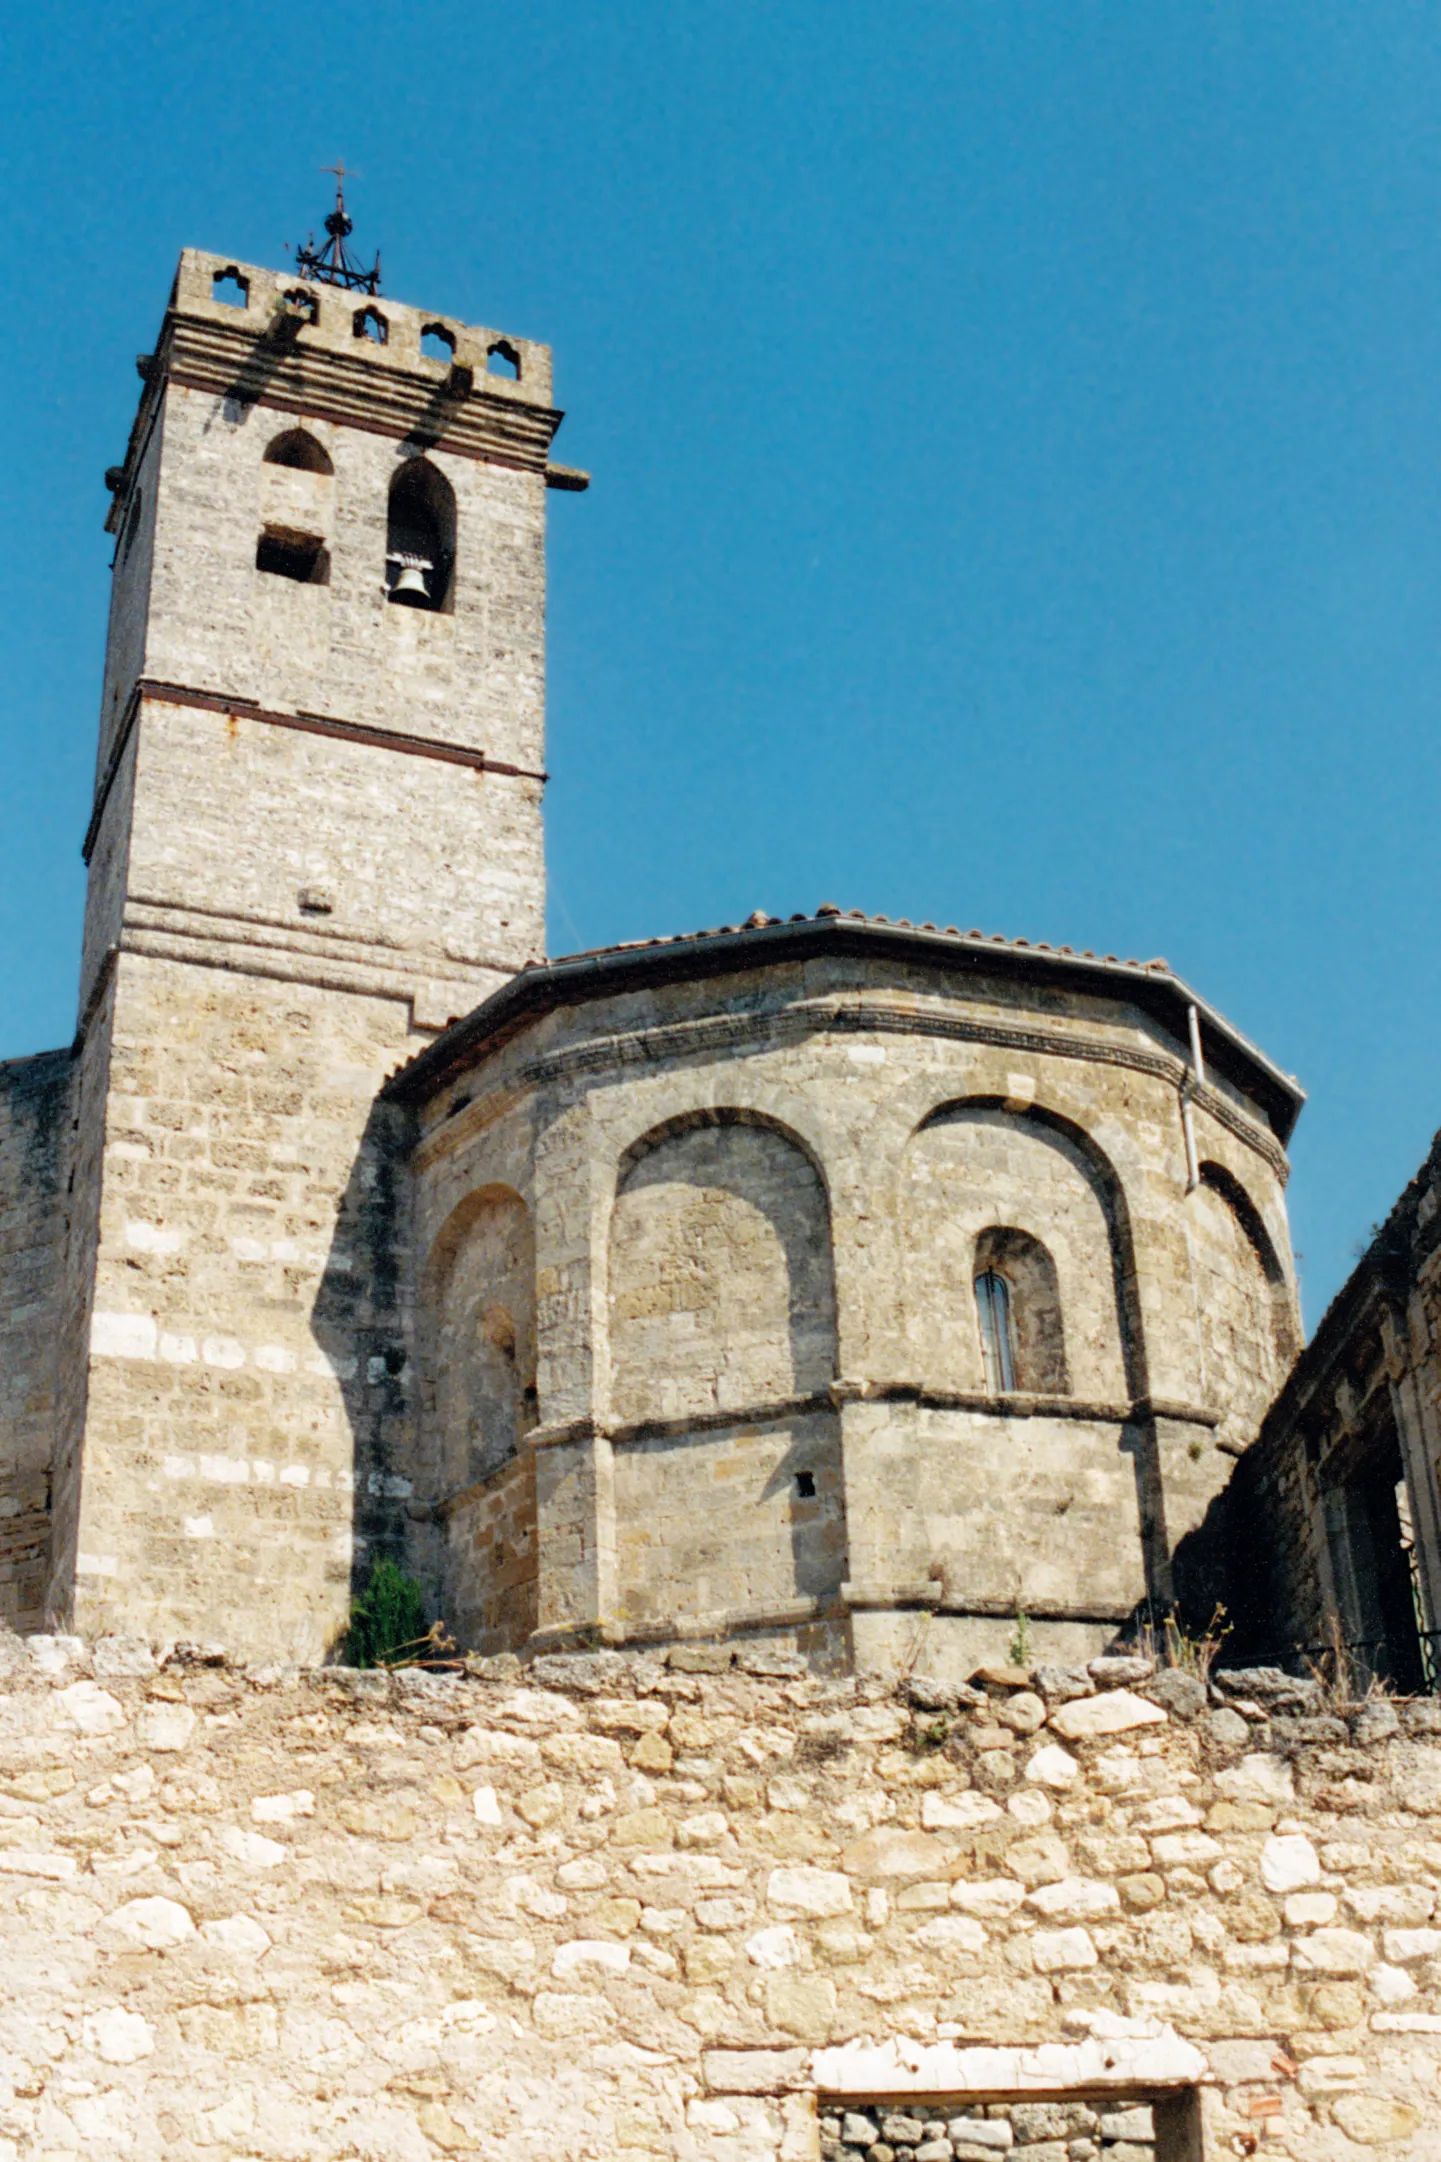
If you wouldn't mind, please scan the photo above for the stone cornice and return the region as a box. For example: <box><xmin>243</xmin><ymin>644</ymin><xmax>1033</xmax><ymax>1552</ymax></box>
<box><xmin>106</xmin><ymin>248</ymin><xmax>568</xmax><ymax>525</ymax></box>
<box><xmin>412</xmin><ymin>992</ymin><xmax>1290</xmax><ymax>1182</ymax></box>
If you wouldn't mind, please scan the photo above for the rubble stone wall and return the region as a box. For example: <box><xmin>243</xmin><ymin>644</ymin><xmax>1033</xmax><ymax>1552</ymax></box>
<box><xmin>1</xmin><ymin>1637</ymin><xmax>1438</xmax><ymax>2159</ymax></box>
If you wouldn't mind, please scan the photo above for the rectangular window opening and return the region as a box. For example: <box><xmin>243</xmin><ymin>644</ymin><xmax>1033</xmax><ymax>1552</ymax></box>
<box><xmin>255</xmin><ymin>528</ymin><xmax>330</xmax><ymax>586</ymax></box>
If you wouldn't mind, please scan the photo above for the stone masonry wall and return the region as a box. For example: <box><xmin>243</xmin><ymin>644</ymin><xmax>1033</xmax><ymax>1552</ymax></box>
<box><xmin>1239</xmin><ymin>1127</ymin><xmax>1441</xmax><ymax>1672</ymax></box>
<box><xmin>0</xmin><ymin>1051</ymin><xmax>74</xmax><ymax>1632</ymax></box>
<box><xmin>1</xmin><ymin>1636</ymin><xmax>1440</xmax><ymax>2158</ymax></box>
<box><xmin>409</xmin><ymin>949</ymin><xmax>1302</xmax><ymax>1671</ymax></box>
<box><xmin>132</xmin><ymin>385</ymin><xmax>548</xmax><ymax>773</ymax></box>
<box><xmin>60</xmin><ymin>955</ymin><xmax>428</xmax><ymax>1661</ymax></box>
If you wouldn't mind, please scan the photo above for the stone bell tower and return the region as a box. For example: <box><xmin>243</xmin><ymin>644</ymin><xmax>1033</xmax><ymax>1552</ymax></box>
<box><xmin>49</xmin><ymin>202</ymin><xmax>584</xmax><ymax>1657</ymax></box>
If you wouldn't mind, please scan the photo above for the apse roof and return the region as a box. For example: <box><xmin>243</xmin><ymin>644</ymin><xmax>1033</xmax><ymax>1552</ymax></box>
<box><xmin>384</xmin><ymin>903</ymin><xmax>1305</xmax><ymax>1143</ymax></box>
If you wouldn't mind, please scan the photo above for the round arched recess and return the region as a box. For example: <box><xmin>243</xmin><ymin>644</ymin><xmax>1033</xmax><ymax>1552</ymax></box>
<box><xmin>1192</xmin><ymin>1161</ymin><xmax>1298</xmax><ymax>1452</ymax></box>
<box><xmin>422</xmin><ymin>1184</ymin><xmax>536</xmax><ymax>1494</ymax></box>
<box><xmin>902</xmin><ymin>1096</ymin><xmax>1144</xmax><ymax>1402</ymax></box>
<box><xmin>607</xmin><ymin>1108</ymin><xmax>838</xmax><ymax>1427</ymax></box>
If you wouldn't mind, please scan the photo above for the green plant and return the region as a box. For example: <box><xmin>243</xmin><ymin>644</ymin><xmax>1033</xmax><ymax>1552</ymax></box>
<box><xmin>344</xmin><ymin>1557</ymin><xmax>429</xmax><ymax>1668</ymax></box>
<box><xmin>1008</xmin><ymin>1606</ymin><xmax>1034</xmax><ymax>1668</ymax></box>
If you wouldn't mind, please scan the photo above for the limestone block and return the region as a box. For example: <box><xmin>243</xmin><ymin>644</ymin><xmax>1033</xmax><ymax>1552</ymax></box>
<box><xmin>25</xmin><ymin>1636</ymin><xmax>85</xmax><ymax>1675</ymax></box>
<box><xmin>841</xmin><ymin>1827</ymin><xmax>948</xmax><ymax>1878</ymax></box>
<box><xmin>200</xmin><ymin>1913</ymin><xmax>271</xmax><ymax>1956</ymax></box>
<box><xmin>551</xmin><ymin>1940</ymin><xmax>630</xmax><ymax>1979</ymax></box>
<box><xmin>702</xmin><ymin>2048</ymin><xmax>809</xmax><ymax>2094</ymax></box>
<box><xmin>1030</xmin><ymin>1926</ymin><xmax>1099</xmax><ymax>1971</ymax></box>
<box><xmin>1261</xmin><ymin>1833</ymin><xmax>1320</xmax><ymax>1892</ymax></box>
<box><xmin>950</xmin><ymin>1879</ymin><xmax>1027</xmax><ymax>1916</ymax></box>
<box><xmin>250</xmin><ymin>1787</ymin><xmax>313</xmax><ymax>1821</ymax></box>
<box><xmin>1287</xmin><ymin>1893</ymin><xmax>1339</xmax><ymax>1928</ymax></box>
<box><xmin>921</xmin><ymin>1791</ymin><xmax>1002</xmax><ymax>1830</ymax></box>
<box><xmin>1025</xmin><ymin>1743</ymin><xmax>1079</xmax><ymax>1789</ymax></box>
<box><xmin>766</xmin><ymin>1866</ymin><xmax>852</xmax><ymax>1917</ymax></box>
<box><xmin>1331</xmin><ymin>2095</ymin><xmax>1422</xmax><ymax>2144</ymax></box>
<box><xmin>100</xmin><ymin>1895</ymin><xmax>195</xmax><ymax>1949</ymax></box>
<box><xmin>764</xmin><ymin>1972</ymin><xmax>837</xmax><ymax>2040</ymax></box>
<box><xmin>217</xmin><ymin>1825</ymin><xmax>287</xmax><ymax>1869</ymax></box>
<box><xmin>1025</xmin><ymin>1877</ymin><xmax>1119</xmax><ymax>1920</ymax></box>
<box><xmin>82</xmin><ymin>2006</ymin><xmax>155</xmax><ymax>2064</ymax></box>
<box><xmin>1002</xmin><ymin>1834</ymin><xmax>1069</xmax><ymax>1884</ymax></box>
<box><xmin>911</xmin><ymin>1913</ymin><xmax>988</xmax><ymax>1954</ymax></box>
<box><xmin>57</xmin><ymin>1681</ymin><xmax>126</xmax><ymax>1735</ymax></box>
<box><xmin>1047</xmin><ymin>1691</ymin><xmax>1168</xmax><ymax>1741</ymax></box>
<box><xmin>1291</xmin><ymin>1927</ymin><xmax>1375</xmax><ymax>1974</ymax></box>
<box><xmin>994</xmin><ymin>1692</ymin><xmax>1046</xmax><ymax>1735</ymax></box>
<box><xmin>1215</xmin><ymin>1752</ymin><xmax>1294</xmax><ymax>1804</ymax></box>
<box><xmin>1380</xmin><ymin>1927</ymin><xmax>1441</xmax><ymax>1964</ymax></box>
<box><xmin>92</xmin><ymin>1635</ymin><xmax>156</xmax><ymax>1677</ymax></box>
<box><xmin>745</xmin><ymin>1924</ymin><xmax>800</xmax><ymax>1968</ymax></box>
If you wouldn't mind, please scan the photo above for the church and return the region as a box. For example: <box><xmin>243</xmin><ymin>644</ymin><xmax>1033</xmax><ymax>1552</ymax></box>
<box><xmin>0</xmin><ymin>223</ymin><xmax>1436</xmax><ymax>1693</ymax></box>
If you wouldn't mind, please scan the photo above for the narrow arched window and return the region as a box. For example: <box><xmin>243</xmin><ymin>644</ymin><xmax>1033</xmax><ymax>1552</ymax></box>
<box><xmin>973</xmin><ymin>1226</ymin><xmax>1070</xmax><ymax>1395</ymax></box>
<box><xmin>975</xmin><ymin>1268</ymin><xmax>1017</xmax><ymax>1394</ymax></box>
<box><xmin>386</xmin><ymin>457</ymin><xmax>456</xmax><ymax>612</ymax></box>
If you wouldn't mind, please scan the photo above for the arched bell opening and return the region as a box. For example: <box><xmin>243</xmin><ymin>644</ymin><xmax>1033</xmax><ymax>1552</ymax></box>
<box><xmin>385</xmin><ymin>457</ymin><xmax>456</xmax><ymax>613</ymax></box>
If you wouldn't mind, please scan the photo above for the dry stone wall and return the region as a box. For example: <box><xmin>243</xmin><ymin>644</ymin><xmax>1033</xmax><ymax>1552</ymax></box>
<box><xmin>2</xmin><ymin>1636</ymin><xmax>1440</xmax><ymax>2158</ymax></box>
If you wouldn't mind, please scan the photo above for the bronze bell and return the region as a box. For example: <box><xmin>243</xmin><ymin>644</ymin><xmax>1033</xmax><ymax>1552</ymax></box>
<box><xmin>387</xmin><ymin>551</ymin><xmax>433</xmax><ymax>605</ymax></box>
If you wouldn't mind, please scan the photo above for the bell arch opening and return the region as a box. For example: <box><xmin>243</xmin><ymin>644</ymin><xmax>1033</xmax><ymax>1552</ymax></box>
<box><xmin>386</xmin><ymin>457</ymin><xmax>455</xmax><ymax>613</ymax></box>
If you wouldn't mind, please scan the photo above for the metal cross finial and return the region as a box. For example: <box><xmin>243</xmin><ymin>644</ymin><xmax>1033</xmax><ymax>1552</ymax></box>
<box><xmin>295</xmin><ymin>163</ymin><xmax>381</xmax><ymax>296</ymax></box>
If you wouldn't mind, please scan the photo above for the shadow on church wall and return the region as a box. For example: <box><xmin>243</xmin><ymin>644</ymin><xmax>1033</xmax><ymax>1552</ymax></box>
<box><xmin>310</xmin><ymin>1096</ymin><xmax>432</xmax><ymax>1660</ymax></box>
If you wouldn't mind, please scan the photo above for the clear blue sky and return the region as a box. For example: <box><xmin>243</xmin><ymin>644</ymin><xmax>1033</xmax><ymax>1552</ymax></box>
<box><xmin>3</xmin><ymin>4</ymin><xmax>1439</xmax><ymax>1328</ymax></box>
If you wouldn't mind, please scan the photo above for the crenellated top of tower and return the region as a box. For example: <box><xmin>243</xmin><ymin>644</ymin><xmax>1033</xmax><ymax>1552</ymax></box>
<box><xmin>104</xmin><ymin>249</ymin><xmax>586</xmax><ymax>533</ymax></box>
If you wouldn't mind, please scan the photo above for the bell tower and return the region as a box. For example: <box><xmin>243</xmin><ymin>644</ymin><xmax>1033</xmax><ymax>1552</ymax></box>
<box><xmin>51</xmin><ymin>197</ymin><xmax>585</xmax><ymax>1656</ymax></box>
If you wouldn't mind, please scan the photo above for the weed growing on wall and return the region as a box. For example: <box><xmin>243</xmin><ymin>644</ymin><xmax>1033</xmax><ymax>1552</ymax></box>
<box><xmin>344</xmin><ymin>1558</ymin><xmax>428</xmax><ymax>1667</ymax></box>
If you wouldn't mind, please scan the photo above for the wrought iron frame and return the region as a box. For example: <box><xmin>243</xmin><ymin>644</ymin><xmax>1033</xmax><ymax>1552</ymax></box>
<box><xmin>295</xmin><ymin>163</ymin><xmax>381</xmax><ymax>296</ymax></box>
